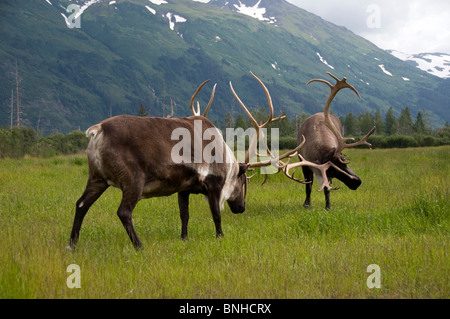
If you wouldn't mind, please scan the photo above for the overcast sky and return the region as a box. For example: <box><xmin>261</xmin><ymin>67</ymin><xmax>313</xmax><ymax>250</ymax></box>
<box><xmin>286</xmin><ymin>0</ymin><xmax>450</xmax><ymax>54</ymax></box>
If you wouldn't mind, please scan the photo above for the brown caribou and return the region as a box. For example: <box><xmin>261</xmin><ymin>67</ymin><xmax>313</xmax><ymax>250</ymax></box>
<box><xmin>229</xmin><ymin>72</ymin><xmax>350</xmax><ymax>190</ymax></box>
<box><xmin>285</xmin><ymin>72</ymin><xmax>376</xmax><ymax>210</ymax></box>
<box><xmin>68</xmin><ymin>75</ymin><xmax>306</xmax><ymax>250</ymax></box>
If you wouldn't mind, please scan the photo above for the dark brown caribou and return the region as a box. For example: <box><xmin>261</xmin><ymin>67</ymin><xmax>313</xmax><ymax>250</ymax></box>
<box><xmin>284</xmin><ymin>72</ymin><xmax>376</xmax><ymax>210</ymax></box>
<box><xmin>68</xmin><ymin>75</ymin><xmax>306</xmax><ymax>250</ymax></box>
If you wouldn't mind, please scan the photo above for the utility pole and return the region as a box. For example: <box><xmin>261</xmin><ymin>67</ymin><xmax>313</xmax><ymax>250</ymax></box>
<box><xmin>162</xmin><ymin>79</ymin><xmax>167</xmax><ymax>117</ymax></box>
<box><xmin>10</xmin><ymin>89</ymin><xmax>14</xmax><ymax>128</ymax></box>
<box><xmin>36</xmin><ymin>111</ymin><xmax>41</xmax><ymax>134</ymax></box>
<box><xmin>166</xmin><ymin>98</ymin><xmax>174</xmax><ymax>118</ymax></box>
<box><xmin>15</xmin><ymin>59</ymin><xmax>21</xmax><ymax>127</ymax></box>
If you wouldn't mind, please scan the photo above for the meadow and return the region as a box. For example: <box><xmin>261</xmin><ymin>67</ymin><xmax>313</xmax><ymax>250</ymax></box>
<box><xmin>0</xmin><ymin>146</ymin><xmax>448</xmax><ymax>299</ymax></box>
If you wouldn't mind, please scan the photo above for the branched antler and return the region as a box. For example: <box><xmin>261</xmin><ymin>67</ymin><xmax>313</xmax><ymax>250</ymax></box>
<box><xmin>230</xmin><ymin>72</ymin><xmax>286</xmax><ymax>166</ymax></box>
<box><xmin>190</xmin><ymin>80</ymin><xmax>217</xmax><ymax>117</ymax></box>
<box><xmin>307</xmin><ymin>72</ymin><xmax>376</xmax><ymax>163</ymax></box>
<box><xmin>230</xmin><ymin>72</ymin><xmax>322</xmax><ymax>186</ymax></box>
<box><xmin>228</xmin><ymin>72</ymin><xmax>374</xmax><ymax>191</ymax></box>
<box><xmin>280</xmin><ymin>136</ymin><xmax>360</xmax><ymax>191</ymax></box>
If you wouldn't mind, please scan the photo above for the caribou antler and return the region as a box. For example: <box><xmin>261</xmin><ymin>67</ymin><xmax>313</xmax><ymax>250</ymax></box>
<box><xmin>230</xmin><ymin>72</ymin><xmax>359</xmax><ymax>191</ymax></box>
<box><xmin>230</xmin><ymin>71</ymin><xmax>285</xmax><ymax>165</ymax></box>
<box><xmin>280</xmin><ymin>135</ymin><xmax>360</xmax><ymax>191</ymax></box>
<box><xmin>231</xmin><ymin>72</ymin><xmax>313</xmax><ymax>185</ymax></box>
<box><xmin>307</xmin><ymin>72</ymin><xmax>376</xmax><ymax>163</ymax></box>
<box><xmin>190</xmin><ymin>80</ymin><xmax>217</xmax><ymax>117</ymax></box>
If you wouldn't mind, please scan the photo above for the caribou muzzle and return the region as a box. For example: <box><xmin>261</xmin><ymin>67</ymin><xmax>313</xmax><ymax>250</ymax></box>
<box><xmin>332</xmin><ymin>165</ymin><xmax>362</xmax><ymax>190</ymax></box>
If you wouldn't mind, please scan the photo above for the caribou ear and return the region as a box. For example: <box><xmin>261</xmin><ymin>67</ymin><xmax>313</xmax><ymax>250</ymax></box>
<box><xmin>238</xmin><ymin>163</ymin><xmax>250</xmax><ymax>177</ymax></box>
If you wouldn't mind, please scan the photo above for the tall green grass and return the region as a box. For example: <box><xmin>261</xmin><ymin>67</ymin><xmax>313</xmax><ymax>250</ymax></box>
<box><xmin>0</xmin><ymin>147</ymin><xmax>448</xmax><ymax>298</ymax></box>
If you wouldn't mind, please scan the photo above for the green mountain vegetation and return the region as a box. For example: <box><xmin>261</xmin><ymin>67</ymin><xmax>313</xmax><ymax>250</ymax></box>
<box><xmin>1</xmin><ymin>0</ymin><xmax>449</xmax><ymax>134</ymax></box>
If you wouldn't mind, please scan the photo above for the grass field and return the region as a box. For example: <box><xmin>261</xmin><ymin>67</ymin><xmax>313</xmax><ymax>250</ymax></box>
<box><xmin>0</xmin><ymin>146</ymin><xmax>448</xmax><ymax>299</ymax></box>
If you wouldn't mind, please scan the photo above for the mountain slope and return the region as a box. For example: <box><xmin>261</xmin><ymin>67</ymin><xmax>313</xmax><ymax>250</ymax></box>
<box><xmin>0</xmin><ymin>0</ymin><xmax>448</xmax><ymax>133</ymax></box>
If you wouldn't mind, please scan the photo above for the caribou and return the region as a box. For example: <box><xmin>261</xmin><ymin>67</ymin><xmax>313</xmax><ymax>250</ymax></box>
<box><xmin>68</xmin><ymin>74</ymin><xmax>307</xmax><ymax>250</ymax></box>
<box><xmin>284</xmin><ymin>72</ymin><xmax>376</xmax><ymax>210</ymax></box>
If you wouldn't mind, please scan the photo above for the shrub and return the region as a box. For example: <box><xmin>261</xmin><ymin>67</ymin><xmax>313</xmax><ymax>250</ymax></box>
<box><xmin>0</xmin><ymin>126</ymin><xmax>87</xmax><ymax>158</ymax></box>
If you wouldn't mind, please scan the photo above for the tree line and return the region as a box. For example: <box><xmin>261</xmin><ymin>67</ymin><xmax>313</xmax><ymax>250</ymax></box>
<box><xmin>218</xmin><ymin>106</ymin><xmax>450</xmax><ymax>150</ymax></box>
<box><xmin>1</xmin><ymin>106</ymin><xmax>449</xmax><ymax>158</ymax></box>
<box><xmin>0</xmin><ymin>127</ymin><xmax>87</xmax><ymax>158</ymax></box>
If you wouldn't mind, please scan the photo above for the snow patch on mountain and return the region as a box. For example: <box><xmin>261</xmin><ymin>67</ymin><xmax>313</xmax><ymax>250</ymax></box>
<box><xmin>165</xmin><ymin>12</ymin><xmax>187</xmax><ymax>30</ymax></box>
<box><xmin>233</xmin><ymin>0</ymin><xmax>277</xmax><ymax>24</ymax></box>
<box><xmin>60</xmin><ymin>0</ymin><xmax>102</xmax><ymax>27</ymax></box>
<box><xmin>271</xmin><ymin>61</ymin><xmax>279</xmax><ymax>71</ymax></box>
<box><xmin>163</xmin><ymin>12</ymin><xmax>187</xmax><ymax>38</ymax></box>
<box><xmin>148</xmin><ymin>0</ymin><xmax>168</xmax><ymax>5</ymax></box>
<box><xmin>378</xmin><ymin>64</ymin><xmax>393</xmax><ymax>76</ymax></box>
<box><xmin>316</xmin><ymin>52</ymin><xmax>334</xmax><ymax>69</ymax></box>
<box><xmin>145</xmin><ymin>5</ymin><xmax>156</xmax><ymax>15</ymax></box>
<box><xmin>388</xmin><ymin>50</ymin><xmax>450</xmax><ymax>79</ymax></box>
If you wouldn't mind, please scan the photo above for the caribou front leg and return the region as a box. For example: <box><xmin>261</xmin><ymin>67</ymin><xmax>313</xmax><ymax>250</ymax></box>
<box><xmin>207</xmin><ymin>192</ymin><xmax>223</xmax><ymax>238</ymax></box>
<box><xmin>324</xmin><ymin>187</ymin><xmax>331</xmax><ymax>210</ymax></box>
<box><xmin>302</xmin><ymin>166</ymin><xmax>313</xmax><ymax>208</ymax></box>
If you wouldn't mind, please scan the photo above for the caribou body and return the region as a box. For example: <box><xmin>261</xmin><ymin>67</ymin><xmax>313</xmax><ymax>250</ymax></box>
<box><xmin>68</xmin><ymin>82</ymin><xmax>251</xmax><ymax>250</ymax></box>
<box><xmin>289</xmin><ymin>73</ymin><xmax>376</xmax><ymax>210</ymax></box>
<box><xmin>69</xmin><ymin>74</ymin><xmax>306</xmax><ymax>250</ymax></box>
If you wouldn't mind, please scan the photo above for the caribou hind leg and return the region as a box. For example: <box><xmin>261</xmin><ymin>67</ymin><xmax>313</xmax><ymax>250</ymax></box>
<box><xmin>117</xmin><ymin>185</ymin><xmax>144</xmax><ymax>249</ymax></box>
<box><xmin>68</xmin><ymin>179</ymin><xmax>109</xmax><ymax>250</ymax></box>
<box><xmin>178</xmin><ymin>191</ymin><xmax>190</xmax><ymax>240</ymax></box>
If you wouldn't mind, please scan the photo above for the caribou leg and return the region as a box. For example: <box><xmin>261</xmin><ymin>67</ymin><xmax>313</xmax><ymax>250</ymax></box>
<box><xmin>324</xmin><ymin>187</ymin><xmax>331</xmax><ymax>210</ymax></box>
<box><xmin>302</xmin><ymin>166</ymin><xmax>313</xmax><ymax>208</ymax></box>
<box><xmin>209</xmin><ymin>195</ymin><xmax>223</xmax><ymax>238</ymax></box>
<box><xmin>178</xmin><ymin>191</ymin><xmax>190</xmax><ymax>240</ymax></box>
<box><xmin>116</xmin><ymin>183</ymin><xmax>144</xmax><ymax>249</ymax></box>
<box><xmin>68</xmin><ymin>179</ymin><xmax>109</xmax><ymax>250</ymax></box>
<box><xmin>201</xmin><ymin>176</ymin><xmax>224</xmax><ymax>238</ymax></box>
